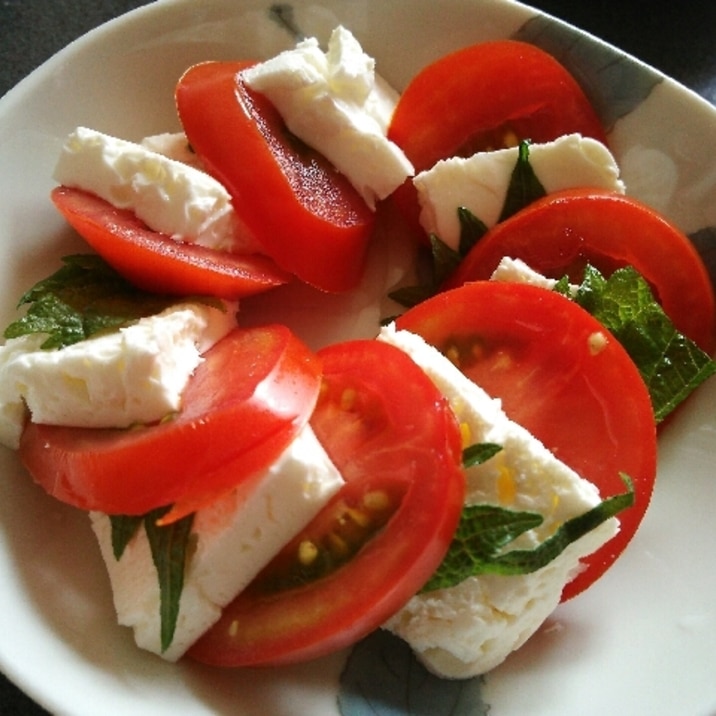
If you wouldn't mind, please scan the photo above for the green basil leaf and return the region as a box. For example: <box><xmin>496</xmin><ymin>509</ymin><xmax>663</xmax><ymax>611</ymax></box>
<box><xmin>387</xmin><ymin>233</ymin><xmax>466</xmax><ymax>309</ymax></box>
<box><xmin>109</xmin><ymin>514</ymin><xmax>144</xmax><ymax>560</ymax></box>
<box><xmin>111</xmin><ymin>506</ymin><xmax>196</xmax><ymax>653</ymax></box>
<box><xmin>462</xmin><ymin>442</ymin><xmax>502</xmax><ymax>468</ymax></box>
<box><xmin>3</xmin><ymin>254</ymin><xmax>183</xmax><ymax>349</ymax></box>
<box><xmin>569</xmin><ymin>265</ymin><xmax>716</xmax><ymax>422</ymax></box>
<box><xmin>498</xmin><ymin>140</ymin><xmax>547</xmax><ymax>222</ymax></box>
<box><xmin>457</xmin><ymin>206</ymin><xmax>488</xmax><ymax>257</ymax></box>
<box><xmin>144</xmin><ymin>507</ymin><xmax>195</xmax><ymax>653</ymax></box>
<box><xmin>422</xmin><ymin>475</ymin><xmax>634</xmax><ymax>592</ymax></box>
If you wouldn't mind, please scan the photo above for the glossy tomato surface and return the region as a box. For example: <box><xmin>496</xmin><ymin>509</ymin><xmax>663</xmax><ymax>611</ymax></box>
<box><xmin>446</xmin><ymin>188</ymin><xmax>716</xmax><ymax>354</ymax></box>
<box><xmin>388</xmin><ymin>40</ymin><xmax>607</xmax><ymax>234</ymax></box>
<box><xmin>51</xmin><ymin>186</ymin><xmax>291</xmax><ymax>300</ymax></box>
<box><xmin>396</xmin><ymin>281</ymin><xmax>657</xmax><ymax>600</ymax></box>
<box><xmin>189</xmin><ymin>339</ymin><xmax>465</xmax><ymax>666</ymax></box>
<box><xmin>176</xmin><ymin>61</ymin><xmax>375</xmax><ymax>292</ymax></box>
<box><xmin>19</xmin><ymin>325</ymin><xmax>321</xmax><ymax>518</ymax></box>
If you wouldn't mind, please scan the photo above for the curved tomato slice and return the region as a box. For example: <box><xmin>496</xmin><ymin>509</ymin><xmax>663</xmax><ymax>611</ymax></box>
<box><xmin>50</xmin><ymin>186</ymin><xmax>290</xmax><ymax>300</ymax></box>
<box><xmin>446</xmin><ymin>188</ymin><xmax>716</xmax><ymax>354</ymax></box>
<box><xmin>396</xmin><ymin>281</ymin><xmax>657</xmax><ymax>600</ymax></box>
<box><xmin>188</xmin><ymin>339</ymin><xmax>465</xmax><ymax>666</ymax></box>
<box><xmin>19</xmin><ymin>325</ymin><xmax>321</xmax><ymax>517</ymax></box>
<box><xmin>388</xmin><ymin>40</ymin><xmax>607</xmax><ymax>235</ymax></box>
<box><xmin>175</xmin><ymin>61</ymin><xmax>376</xmax><ymax>293</ymax></box>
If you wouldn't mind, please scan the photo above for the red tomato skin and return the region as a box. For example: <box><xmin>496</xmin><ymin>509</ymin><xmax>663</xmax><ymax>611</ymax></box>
<box><xmin>396</xmin><ymin>281</ymin><xmax>657</xmax><ymax>600</ymax></box>
<box><xmin>175</xmin><ymin>61</ymin><xmax>376</xmax><ymax>293</ymax></box>
<box><xmin>387</xmin><ymin>40</ymin><xmax>607</xmax><ymax>236</ymax></box>
<box><xmin>50</xmin><ymin>186</ymin><xmax>291</xmax><ymax>300</ymax></box>
<box><xmin>19</xmin><ymin>325</ymin><xmax>322</xmax><ymax>517</ymax></box>
<box><xmin>188</xmin><ymin>339</ymin><xmax>465</xmax><ymax>667</ymax></box>
<box><xmin>446</xmin><ymin>188</ymin><xmax>716</xmax><ymax>354</ymax></box>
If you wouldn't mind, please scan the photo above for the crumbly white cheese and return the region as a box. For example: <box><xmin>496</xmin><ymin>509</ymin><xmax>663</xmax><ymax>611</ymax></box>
<box><xmin>414</xmin><ymin>133</ymin><xmax>625</xmax><ymax>250</ymax></box>
<box><xmin>53</xmin><ymin>126</ymin><xmax>243</xmax><ymax>251</ymax></box>
<box><xmin>90</xmin><ymin>423</ymin><xmax>344</xmax><ymax>661</ymax></box>
<box><xmin>0</xmin><ymin>301</ymin><xmax>237</xmax><ymax>449</ymax></box>
<box><xmin>140</xmin><ymin>132</ymin><xmax>205</xmax><ymax>171</ymax></box>
<box><xmin>243</xmin><ymin>25</ymin><xmax>414</xmax><ymax>209</ymax></box>
<box><xmin>378</xmin><ymin>324</ymin><xmax>618</xmax><ymax>678</ymax></box>
<box><xmin>490</xmin><ymin>256</ymin><xmax>579</xmax><ymax>296</ymax></box>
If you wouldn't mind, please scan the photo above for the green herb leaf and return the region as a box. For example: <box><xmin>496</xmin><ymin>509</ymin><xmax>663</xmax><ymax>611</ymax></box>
<box><xmin>568</xmin><ymin>265</ymin><xmax>716</xmax><ymax>422</ymax></box>
<box><xmin>144</xmin><ymin>507</ymin><xmax>195</xmax><ymax>653</ymax></box>
<box><xmin>109</xmin><ymin>514</ymin><xmax>144</xmax><ymax>560</ymax></box>
<box><xmin>498</xmin><ymin>140</ymin><xmax>547</xmax><ymax>222</ymax></box>
<box><xmin>462</xmin><ymin>442</ymin><xmax>502</xmax><ymax>468</ymax></box>
<box><xmin>430</xmin><ymin>234</ymin><xmax>463</xmax><ymax>285</ymax></box>
<box><xmin>110</xmin><ymin>506</ymin><xmax>195</xmax><ymax>653</ymax></box>
<box><xmin>388</xmin><ymin>234</ymin><xmax>464</xmax><ymax>309</ymax></box>
<box><xmin>421</xmin><ymin>475</ymin><xmax>634</xmax><ymax>592</ymax></box>
<box><xmin>3</xmin><ymin>254</ymin><xmax>181</xmax><ymax>349</ymax></box>
<box><xmin>457</xmin><ymin>206</ymin><xmax>488</xmax><ymax>257</ymax></box>
<box><xmin>387</xmin><ymin>142</ymin><xmax>544</xmax><ymax>312</ymax></box>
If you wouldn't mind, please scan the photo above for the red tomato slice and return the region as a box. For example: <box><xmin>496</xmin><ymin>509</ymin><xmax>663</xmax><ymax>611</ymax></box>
<box><xmin>175</xmin><ymin>61</ymin><xmax>376</xmax><ymax>293</ymax></box>
<box><xmin>388</xmin><ymin>40</ymin><xmax>607</xmax><ymax>235</ymax></box>
<box><xmin>50</xmin><ymin>186</ymin><xmax>291</xmax><ymax>300</ymax></box>
<box><xmin>19</xmin><ymin>325</ymin><xmax>321</xmax><ymax>517</ymax></box>
<box><xmin>188</xmin><ymin>339</ymin><xmax>465</xmax><ymax>666</ymax></box>
<box><xmin>396</xmin><ymin>281</ymin><xmax>657</xmax><ymax>600</ymax></box>
<box><xmin>446</xmin><ymin>188</ymin><xmax>716</xmax><ymax>354</ymax></box>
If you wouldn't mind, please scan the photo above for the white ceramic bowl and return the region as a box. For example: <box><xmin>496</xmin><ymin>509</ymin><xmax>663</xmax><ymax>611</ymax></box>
<box><xmin>1</xmin><ymin>1</ymin><xmax>715</xmax><ymax>714</ymax></box>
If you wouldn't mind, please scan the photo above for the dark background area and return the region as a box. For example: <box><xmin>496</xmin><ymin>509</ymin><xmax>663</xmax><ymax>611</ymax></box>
<box><xmin>1</xmin><ymin>1</ymin><xmax>714</xmax><ymax>713</ymax></box>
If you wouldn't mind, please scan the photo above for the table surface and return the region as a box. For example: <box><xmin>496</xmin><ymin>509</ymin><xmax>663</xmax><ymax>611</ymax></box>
<box><xmin>1</xmin><ymin>1</ymin><xmax>715</xmax><ymax>713</ymax></box>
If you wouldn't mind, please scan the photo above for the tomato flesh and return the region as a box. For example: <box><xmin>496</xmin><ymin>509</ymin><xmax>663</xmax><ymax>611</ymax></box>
<box><xmin>388</xmin><ymin>40</ymin><xmax>607</xmax><ymax>235</ymax></box>
<box><xmin>396</xmin><ymin>281</ymin><xmax>657</xmax><ymax>600</ymax></box>
<box><xmin>51</xmin><ymin>186</ymin><xmax>290</xmax><ymax>300</ymax></box>
<box><xmin>176</xmin><ymin>61</ymin><xmax>376</xmax><ymax>292</ymax></box>
<box><xmin>446</xmin><ymin>188</ymin><xmax>716</xmax><ymax>354</ymax></box>
<box><xmin>188</xmin><ymin>339</ymin><xmax>465</xmax><ymax>666</ymax></box>
<box><xmin>19</xmin><ymin>325</ymin><xmax>321</xmax><ymax>518</ymax></box>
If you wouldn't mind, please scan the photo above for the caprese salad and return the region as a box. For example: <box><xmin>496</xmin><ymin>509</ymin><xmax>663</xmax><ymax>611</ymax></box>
<box><xmin>1</xmin><ymin>25</ymin><xmax>714</xmax><ymax>680</ymax></box>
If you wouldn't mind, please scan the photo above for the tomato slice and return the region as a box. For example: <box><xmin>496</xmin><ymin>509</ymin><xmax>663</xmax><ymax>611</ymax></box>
<box><xmin>188</xmin><ymin>339</ymin><xmax>465</xmax><ymax>666</ymax></box>
<box><xmin>50</xmin><ymin>186</ymin><xmax>290</xmax><ymax>300</ymax></box>
<box><xmin>446</xmin><ymin>188</ymin><xmax>716</xmax><ymax>354</ymax></box>
<box><xmin>175</xmin><ymin>61</ymin><xmax>376</xmax><ymax>293</ymax></box>
<box><xmin>19</xmin><ymin>325</ymin><xmax>321</xmax><ymax>517</ymax></box>
<box><xmin>387</xmin><ymin>40</ymin><xmax>607</xmax><ymax>235</ymax></box>
<box><xmin>396</xmin><ymin>281</ymin><xmax>657</xmax><ymax>600</ymax></box>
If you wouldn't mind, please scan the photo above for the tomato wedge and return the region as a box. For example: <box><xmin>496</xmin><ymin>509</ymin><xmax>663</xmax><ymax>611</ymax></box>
<box><xmin>388</xmin><ymin>40</ymin><xmax>607</xmax><ymax>234</ymax></box>
<box><xmin>19</xmin><ymin>325</ymin><xmax>321</xmax><ymax>517</ymax></box>
<box><xmin>50</xmin><ymin>186</ymin><xmax>290</xmax><ymax>300</ymax></box>
<box><xmin>445</xmin><ymin>188</ymin><xmax>716</xmax><ymax>354</ymax></box>
<box><xmin>175</xmin><ymin>61</ymin><xmax>376</xmax><ymax>293</ymax></box>
<box><xmin>396</xmin><ymin>281</ymin><xmax>657</xmax><ymax>600</ymax></box>
<box><xmin>188</xmin><ymin>339</ymin><xmax>465</xmax><ymax>666</ymax></box>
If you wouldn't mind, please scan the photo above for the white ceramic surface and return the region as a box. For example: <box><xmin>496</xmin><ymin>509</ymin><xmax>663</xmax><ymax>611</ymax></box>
<box><xmin>1</xmin><ymin>1</ymin><xmax>715</xmax><ymax>714</ymax></box>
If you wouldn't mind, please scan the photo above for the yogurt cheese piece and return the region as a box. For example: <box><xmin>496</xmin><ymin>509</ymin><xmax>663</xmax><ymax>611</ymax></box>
<box><xmin>490</xmin><ymin>255</ymin><xmax>578</xmax><ymax>295</ymax></box>
<box><xmin>54</xmin><ymin>126</ymin><xmax>245</xmax><ymax>252</ymax></box>
<box><xmin>243</xmin><ymin>25</ymin><xmax>414</xmax><ymax>209</ymax></box>
<box><xmin>140</xmin><ymin>132</ymin><xmax>205</xmax><ymax>171</ymax></box>
<box><xmin>90</xmin><ymin>422</ymin><xmax>344</xmax><ymax>661</ymax></box>
<box><xmin>378</xmin><ymin>324</ymin><xmax>617</xmax><ymax>678</ymax></box>
<box><xmin>0</xmin><ymin>301</ymin><xmax>236</xmax><ymax>449</ymax></box>
<box><xmin>415</xmin><ymin>133</ymin><xmax>625</xmax><ymax>250</ymax></box>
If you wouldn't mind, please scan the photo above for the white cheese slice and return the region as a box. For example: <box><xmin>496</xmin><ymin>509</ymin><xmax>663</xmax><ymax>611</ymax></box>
<box><xmin>414</xmin><ymin>133</ymin><xmax>625</xmax><ymax>250</ymax></box>
<box><xmin>243</xmin><ymin>25</ymin><xmax>414</xmax><ymax>209</ymax></box>
<box><xmin>53</xmin><ymin>126</ymin><xmax>251</xmax><ymax>252</ymax></box>
<box><xmin>490</xmin><ymin>255</ymin><xmax>584</xmax><ymax>296</ymax></box>
<box><xmin>378</xmin><ymin>324</ymin><xmax>618</xmax><ymax>678</ymax></box>
<box><xmin>90</xmin><ymin>423</ymin><xmax>344</xmax><ymax>661</ymax></box>
<box><xmin>0</xmin><ymin>301</ymin><xmax>236</xmax><ymax>449</ymax></box>
<box><xmin>140</xmin><ymin>132</ymin><xmax>205</xmax><ymax>170</ymax></box>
